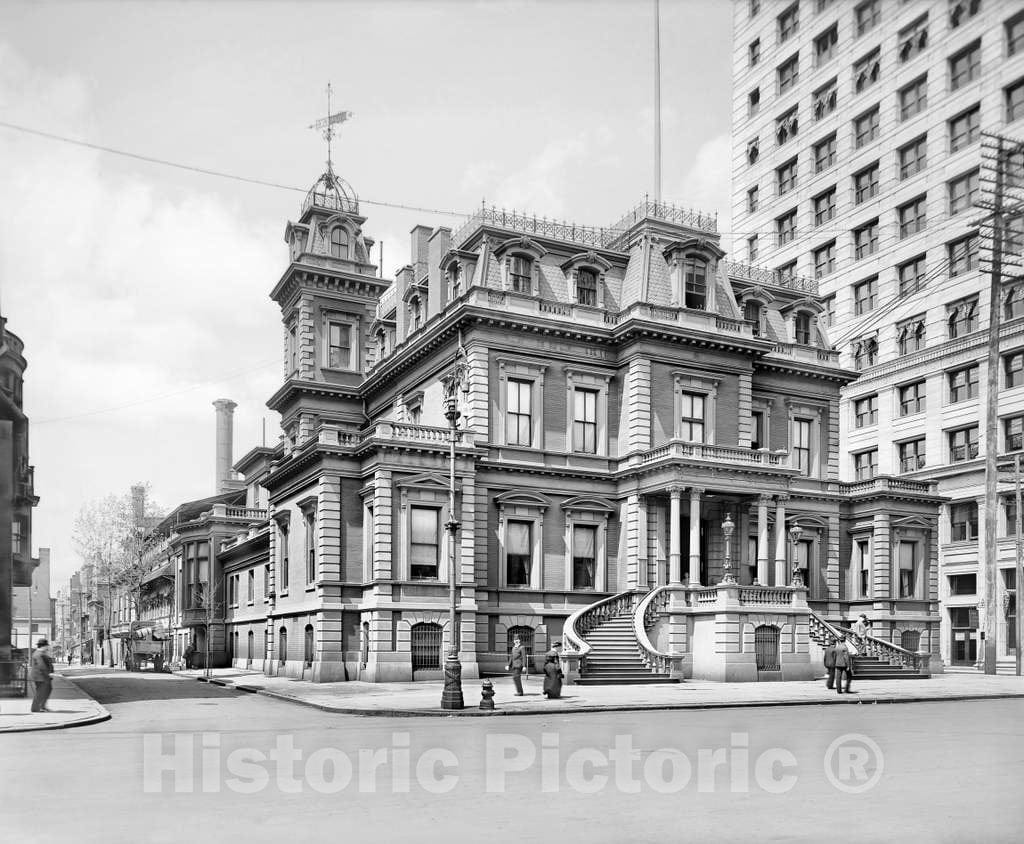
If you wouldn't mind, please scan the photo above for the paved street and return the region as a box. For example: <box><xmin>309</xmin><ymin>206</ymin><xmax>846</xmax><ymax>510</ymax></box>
<box><xmin>2</xmin><ymin>671</ymin><xmax>1023</xmax><ymax>843</ymax></box>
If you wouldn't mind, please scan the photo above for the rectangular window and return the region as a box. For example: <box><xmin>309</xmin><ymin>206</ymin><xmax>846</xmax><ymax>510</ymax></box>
<box><xmin>950</xmin><ymin>105</ymin><xmax>980</xmax><ymax>152</ymax></box>
<box><xmin>572</xmin><ymin>524</ymin><xmax>597</xmax><ymax>590</ymax></box>
<box><xmin>857</xmin><ymin>539</ymin><xmax>871</xmax><ymax>598</ymax></box>
<box><xmin>751</xmin><ymin>410</ymin><xmax>767</xmax><ymax>450</ymax></box>
<box><xmin>854</xmin><ymin>221</ymin><xmax>878</xmax><ymax>260</ymax></box>
<box><xmin>778</xmin><ymin>4</ymin><xmax>799</xmax><ymax>42</ymax></box>
<box><xmin>506</xmin><ymin>378</ymin><xmax>532</xmax><ymax>446</ymax></box>
<box><xmin>855</xmin><ymin>0</ymin><xmax>880</xmax><ymax>36</ymax></box>
<box><xmin>679</xmin><ymin>392</ymin><xmax>706</xmax><ymax>443</ymax></box>
<box><xmin>948</xmin><ymin>365</ymin><xmax>980</xmax><ymax>402</ymax></box>
<box><xmin>853</xmin><ymin>49</ymin><xmax>881</xmax><ymax>93</ymax></box>
<box><xmin>854</xmin><ymin>277</ymin><xmax>877</xmax><ymax>315</ymax></box>
<box><xmin>305</xmin><ymin>511</ymin><xmax>316</xmax><ymax>584</ymax></box>
<box><xmin>1006</xmin><ymin>353</ymin><xmax>1024</xmax><ymax>388</ymax></box>
<box><xmin>854</xmin><ymin>394</ymin><xmax>878</xmax><ymax>428</ymax></box>
<box><xmin>814</xmin><ymin>134</ymin><xmax>837</xmax><ymax>172</ymax></box>
<box><xmin>1006</xmin><ymin>415</ymin><xmax>1024</xmax><ymax>451</ymax></box>
<box><xmin>247</xmin><ymin>569</ymin><xmax>255</xmax><ymax>603</ymax></box>
<box><xmin>326</xmin><ymin>322</ymin><xmax>352</xmax><ymax>369</ymax></box>
<box><xmin>747</xmin><ymin>235</ymin><xmax>759</xmax><ymax>263</ymax></box>
<box><xmin>777</xmin><ymin>158</ymin><xmax>798</xmax><ymax>195</ymax></box>
<box><xmin>747</xmin><ymin>186</ymin><xmax>759</xmax><ymax>213</ymax></box>
<box><xmin>278</xmin><ymin>528</ymin><xmax>288</xmax><ymax>592</ymax></box>
<box><xmin>264</xmin><ymin>564</ymin><xmax>269</xmax><ymax>596</ymax></box>
<box><xmin>950</xmin><ymin>501</ymin><xmax>979</xmax><ymax>542</ymax></box>
<box><xmin>897</xmin><ymin>316</ymin><xmax>926</xmax><ymax>355</ymax></box>
<box><xmin>776</xmin><ymin>210</ymin><xmax>797</xmax><ymax>246</ymax></box>
<box><xmin>950</xmin><ymin>41</ymin><xmax>981</xmax><ymax>91</ymax></box>
<box><xmin>854</xmin><ymin>162</ymin><xmax>879</xmax><ymax>204</ymax></box>
<box><xmin>898</xmin><ymin>15</ymin><xmax>929</xmax><ymax>64</ymax></box>
<box><xmin>949</xmin><ymin>235</ymin><xmax>979</xmax><ymax>277</ymax></box>
<box><xmin>899</xmin><ymin>76</ymin><xmax>928</xmax><ymax>120</ymax></box>
<box><xmin>1007</xmin><ymin>78</ymin><xmax>1024</xmax><ymax>123</ymax></box>
<box><xmin>898</xmin><ymin>541</ymin><xmax>917</xmax><ymax>598</ymax></box>
<box><xmin>823</xmin><ymin>295</ymin><xmax>835</xmax><ymax>328</ymax></box>
<box><xmin>947</xmin><ymin>297</ymin><xmax>979</xmax><ymax>337</ymax></box>
<box><xmin>777</xmin><ymin>261</ymin><xmax>797</xmax><ymax>282</ymax></box>
<box><xmin>572</xmin><ymin>388</ymin><xmax>598</xmax><ymax>454</ymax></box>
<box><xmin>949</xmin><ymin>169</ymin><xmax>979</xmax><ymax>215</ymax></box>
<box><xmin>813</xmin><ymin>78</ymin><xmax>838</xmax><ymax>120</ymax></box>
<box><xmin>898</xmin><ymin>195</ymin><xmax>927</xmax><ymax>239</ymax></box>
<box><xmin>1009</xmin><ymin>12</ymin><xmax>1024</xmax><ymax>57</ymax></box>
<box><xmin>793</xmin><ymin>418</ymin><xmax>812</xmax><ymax>475</ymax></box>
<box><xmin>748</xmin><ymin>88</ymin><xmax>761</xmax><ymax>117</ymax></box>
<box><xmin>778</xmin><ymin>56</ymin><xmax>800</xmax><ymax>95</ymax></box>
<box><xmin>510</xmin><ymin>256</ymin><xmax>532</xmax><ymax>293</ymax></box>
<box><xmin>854</xmin><ymin>107</ymin><xmax>879</xmax><ymax>148</ymax></box>
<box><xmin>749</xmin><ymin>38</ymin><xmax>761</xmax><ymax>66</ymax></box>
<box><xmin>899</xmin><ymin>380</ymin><xmax>926</xmax><ymax>416</ymax></box>
<box><xmin>949</xmin><ymin>574</ymin><xmax>977</xmax><ymax>595</ymax></box>
<box><xmin>854</xmin><ymin>449</ymin><xmax>878</xmax><ymax>481</ymax></box>
<box><xmin>506</xmin><ymin>520</ymin><xmax>533</xmax><ymax>587</ymax></box>
<box><xmin>775</xmin><ymin>107</ymin><xmax>798</xmax><ymax>145</ymax></box>
<box><xmin>899</xmin><ymin>255</ymin><xmax>926</xmax><ymax>295</ymax></box>
<box><xmin>815</xmin><ymin>26</ymin><xmax>838</xmax><ymax>66</ymax></box>
<box><xmin>576</xmin><ymin>268</ymin><xmax>598</xmax><ymax>306</ymax></box>
<box><xmin>750</xmin><ymin>0</ymin><xmax>760</xmax><ymax>17</ymax></box>
<box><xmin>813</xmin><ymin>188</ymin><xmax>836</xmax><ymax>227</ymax></box>
<box><xmin>813</xmin><ymin>241</ymin><xmax>836</xmax><ymax>278</ymax></box>
<box><xmin>410</xmin><ymin>506</ymin><xmax>440</xmax><ymax>580</ymax></box>
<box><xmin>949</xmin><ymin>426</ymin><xmax>980</xmax><ymax>462</ymax></box>
<box><xmin>899</xmin><ymin>438</ymin><xmax>926</xmax><ymax>473</ymax></box>
<box><xmin>898</xmin><ymin>135</ymin><xmax>928</xmax><ymax>180</ymax></box>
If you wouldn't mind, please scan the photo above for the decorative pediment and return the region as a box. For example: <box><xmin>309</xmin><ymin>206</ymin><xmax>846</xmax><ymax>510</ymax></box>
<box><xmin>401</xmin><ymin>277</ymin><xmax>428</xmax><ymax>303</ymax></box>
<box><xmin>561</xmin><ymin>495</ymin><xmax>615</xmax><ymax>514</ymax></box>
<box><xmin>494</xmin><ymin>490</ymin><xmax>552</xmax><ymax>509</ymax></box>
<box><xmin>661</xmin><ymin>237</ymin><xmax>726</xmax><ymax>263</ymax></box>
<box><xmin>493</xmin><ymin>235</ymin><xmax>547</xmax><ymax>260</ymax></box>
<box><xmin>892</xmin><ymin>515</ymin><xmax>933</xmax><ymax>531</ymax></box>
<box><xmin>560</xmin><ymin>251</ymin><xmax>612</xmax><ymax>273</ymax></box>
<box><xmin>395</xmin><ymin>472</ymin><xmax>450</xmax><ymax>491</ymax></box>
<box><xmin>737</xmin><ymin>285</ymin><xmax>776</xmax><ymax>306</ymax></box>
<box><xmin>283</xmin><ymin>221</ymin><xmax>309</xmax><ymax>244</ymax></box>
<box><xmin>780</xmin><ymin>296</ymin><xmax>825</xmax><ymax>316</ymax></box>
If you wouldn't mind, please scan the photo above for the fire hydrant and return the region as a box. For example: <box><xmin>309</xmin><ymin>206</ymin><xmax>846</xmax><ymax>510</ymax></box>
<box><xmin>479</xmin><ymin>679</ymin><xmax>495</xmax><ymax>710</ymax></box>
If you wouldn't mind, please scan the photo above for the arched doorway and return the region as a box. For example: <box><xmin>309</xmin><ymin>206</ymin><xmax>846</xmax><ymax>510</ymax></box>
<box><xmin>247</xmin><ymin>631</ymin><xmax>254</xmax><ymax>666</ymax></box>
<box><xmin>279</xmin><ymin>626</ymin><xmax>288</xmax><ymax>666</ymax></box>
<box><xmin>304</xmin><ymin>624</ymin><xmax>314</xmax><ymax>668</ymax></box>
<box><xmin>754</xmin><ymin>624</ymin><xmax>781</xmax><ymax>676</ymax></box>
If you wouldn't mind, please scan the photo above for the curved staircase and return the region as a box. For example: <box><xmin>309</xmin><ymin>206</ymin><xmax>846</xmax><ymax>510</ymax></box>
<box><xmin>808</xmin><ymin>609</ymin><xmax>930</xmax><ymax>680</ymax></box>
<box><xmin>567</xmin><ymin>590</ymin><xmax>678</xmax><ymax>685</ymax></box>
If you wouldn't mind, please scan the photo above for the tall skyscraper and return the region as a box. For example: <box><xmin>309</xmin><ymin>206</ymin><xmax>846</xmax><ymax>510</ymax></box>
<box><xmin>730</xmin><ymin>0</ymin><xmax>1024</xmax><ymax>672</ymax></box>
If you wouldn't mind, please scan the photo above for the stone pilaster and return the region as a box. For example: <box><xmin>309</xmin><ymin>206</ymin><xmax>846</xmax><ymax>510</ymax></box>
<box><xmin>874</xmin><ymin>512</ymin><xmax>892</xmax><ymax>599</ymax></box>
<box><xmin>372</xmin><ymin>470</ymin><xmax>393</xmax><ymax>581</ymax></box>
<box><xmin>774</xmin><ymin>495</ymin><xmax>789</xmax><ymax>587</ymax></box>
<box><xmin>297</xmin><ymin>294</ymin><xmax>316</xmax><ymax>380</ymax></box>
<box><xmin>625</xmin><ymin>357</ymin><xmax>652</xmax><ymax>454</ymax></box>
<box><xmin>317</xmin><ymin>475</ymin><xmax>343</xmax><ymax>585</ymax></box>
<box><xmin>464</xmin><ymin>344</ymin><xmax>489</xmax><ymax>438</ymax></box>
<box><xmin>737</xmin><ymin>372</ymin><xmax>753</xmax><ymax>447</ymax></box>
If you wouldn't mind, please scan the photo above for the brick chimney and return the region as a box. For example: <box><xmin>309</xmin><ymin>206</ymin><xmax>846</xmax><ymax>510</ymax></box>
<box><xmin>131</xmin><ymin>484</ymin><xmax>146</xmax><ymax>528</ymax></box>
<box><xmin>213</xmin><ymin>399</ymin><xmax>237</xmax><ymax>494</ymax></box>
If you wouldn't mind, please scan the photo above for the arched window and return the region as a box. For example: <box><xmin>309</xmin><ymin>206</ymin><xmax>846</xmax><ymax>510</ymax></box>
<box><xmin>900</xmin><ymin>630</ymin><xmax>921</xmax><ymax>652</ymax></box>
<box><xmin>279</xmin><ymin>626</ymin><xmax>288</xmax><ymax>665</ymax></box>
<box><xmin>330</xmin><ymin>227</ymin><xmax>349</xmax><ymax>259</ymax></box>
<box><xmin>304</xmin><ymin>624</ymin><xmax>314</xmax><ymax>668</ymax></box>
<box><xmin>247</xmin><ymin>630</ymin><xmax>254</xmax><ymax>665</ymax></box>
<box><xmin>794</xmin><ymin>312</ymin><xmax>812</xmax><ymax>345</ymax></box>
<box><xmin>410</xmin><ymin>623</ymin><xmax>443</xmax><ymax>671</ymax></box>
<box><xmin>507</xmin><ymin>625</ymin><xmax>535</xmax><ymax>665</ymax></box>
<box><xmin>744</xmin><ymin>301</ymin><xmax>762</xmax><ymax>336</ymax></box>
<box><xmin>683</xmin><ymin>258</ymin><xmax>708</xmax><ymax>310</ymax></box>
<box><xmin>509</xmin><ymin>256</ymin><xmax>533</xmax><ymax>294</ymax></box>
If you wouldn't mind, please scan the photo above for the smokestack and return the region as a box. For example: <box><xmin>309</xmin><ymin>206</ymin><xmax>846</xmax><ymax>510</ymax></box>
<box><xmin>131</xmin><ymin>485</ymin><xmax>146</xmax><ymax>528</ymax></box>
<box><xmin>213</xmin><ymin>399</ymin><xmax>237</xmax><ymax>494</ymax></box>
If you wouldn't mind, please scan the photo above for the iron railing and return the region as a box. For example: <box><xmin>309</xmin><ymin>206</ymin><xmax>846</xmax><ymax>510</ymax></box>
<box><xmin>0</xmin><ymin>660</ymin><xmax>28</xmax><ymax>697</ymax></box>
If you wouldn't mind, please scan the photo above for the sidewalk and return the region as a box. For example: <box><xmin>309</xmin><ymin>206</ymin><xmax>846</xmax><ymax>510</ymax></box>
<box><xmin>175</xmin><ymin>668</ymin><xmax>1024</xmax><ymax>717</ymax></box>
<box><xmin>0</xmin><ymin>672</ymin><xmax>110</xmax><ymax>733</ymax></box>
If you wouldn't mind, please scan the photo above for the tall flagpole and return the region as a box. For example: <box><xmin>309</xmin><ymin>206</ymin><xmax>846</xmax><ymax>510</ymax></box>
<box><xmin>654</xmin><ymin>0</ymin><xmax>662</xmax><ymax>204</ymax></box>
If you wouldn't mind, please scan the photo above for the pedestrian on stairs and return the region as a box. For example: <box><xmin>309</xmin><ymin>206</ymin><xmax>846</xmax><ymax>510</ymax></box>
<box><xmin>507</xmin><ymin>636</ymin><xmax>527</xmax><ymax>696</ymax></box>
<box><xmin>823</xmin><ymin>639</ymin><xmax>838</xmax><ymax>689</ymax></box>
<box><xmin>853</xmin><ymin>614</ymin><xmax>869</xmax><ymax>654</ymax></box>
<box><xmin>833</xmin><ymin>635</ymin><xmax>854</xmax><ymax>694</ymax></box>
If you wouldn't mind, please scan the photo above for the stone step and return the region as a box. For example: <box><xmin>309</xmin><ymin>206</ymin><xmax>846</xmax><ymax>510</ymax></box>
<box><xmin>575</xmin><ymin>675</ymin><xmax>679</xmax><ymax>685</ymax></box>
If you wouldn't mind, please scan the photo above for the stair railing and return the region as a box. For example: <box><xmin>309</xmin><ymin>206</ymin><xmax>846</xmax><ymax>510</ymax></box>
<box><xmin>633</xmin><ymin>585</ymin><xmax>683</xmax><ymax>676</ymax></box>
<box><xmin>807</xmin><ymin>609</ymin><xmax>928</xmax><ymax>674</ymax></box>
<box><xmin>564</xmin><ymin>588</ymin><xmax>644</xmax><ymax>667</ymax></box>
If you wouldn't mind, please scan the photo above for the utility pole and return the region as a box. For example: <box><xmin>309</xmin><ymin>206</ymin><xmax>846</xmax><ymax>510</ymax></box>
<box><xmin>653</xmin><ymin>0</ymin><xmax>662</xmax><ymax>204</ymax></box>
<box><xmin>1015</xmin><ymin>455</ymin><xmax>1022</xmax><ymax>677</ymax></box>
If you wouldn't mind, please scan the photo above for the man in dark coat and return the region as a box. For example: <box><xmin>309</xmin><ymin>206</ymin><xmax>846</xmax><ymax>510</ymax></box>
<box><xmin>506</xmin><ymin>636</ymin><xmax>527</xmax><ymax>696</ymax></box>
<box><xmin>184</xmin><ymin>640</ymin><xmax>196</xmax><ymax>670</ymax></box>
<box><xmin>823</xmin><ymin>639</ymin><xmax>838</xmax><ymax>689</ymax></box>
<box><xmin>30</xmin><ymin>639</ymin><xmax>55</xmax><ymax>713</ymax></box>
<box><xmin>833</xmin><ymin>635</ymin><xmax>854</xmax><ymax>694</ymax></box>
<box><xmin>542</xmin><ymin>643</ymin><xmax>563</xmax><ymax>699</ymax></box>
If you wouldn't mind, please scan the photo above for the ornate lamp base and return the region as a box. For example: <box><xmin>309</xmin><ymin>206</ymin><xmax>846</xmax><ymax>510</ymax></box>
<box><xmin>440</xmin><ymin>651</ymin><xmax>464</xmax><ymax>710</ymax></box>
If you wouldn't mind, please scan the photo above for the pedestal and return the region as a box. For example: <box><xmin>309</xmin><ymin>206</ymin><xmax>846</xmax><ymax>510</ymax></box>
<box><xmin>440</xmin><ymin>652</ymin><xmax>464</xmax><ymax>710</ymax></box>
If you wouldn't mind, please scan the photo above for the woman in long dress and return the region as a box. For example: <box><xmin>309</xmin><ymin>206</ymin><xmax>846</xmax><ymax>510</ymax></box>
<box><xmin>542</xmin><ymin>643</ymin><xmax>563</xmax><ymax>699</ymax></box>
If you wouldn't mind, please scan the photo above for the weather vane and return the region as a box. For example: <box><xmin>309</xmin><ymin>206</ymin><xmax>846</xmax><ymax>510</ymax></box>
<box><xmin>308</xmin><ymin>83</ymin><xmax>353</xmax><ymax>175</ymax></box>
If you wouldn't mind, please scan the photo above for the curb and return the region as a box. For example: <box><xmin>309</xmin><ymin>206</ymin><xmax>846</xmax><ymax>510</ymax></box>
<box><xmin>172</xmin><ymin>673</ymin><xmax>1024</xmax><ymax>718</ymax></box>
<box><xmin>0</xmin><ymin>675</ymin><xmax>111</xmax><ymax>734</ymax></box>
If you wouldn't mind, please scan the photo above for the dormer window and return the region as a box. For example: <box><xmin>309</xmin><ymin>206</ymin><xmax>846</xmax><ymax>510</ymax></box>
<box><xmin>683</xmin><ymin>258</ymin><xmax>708</xmax><ymax>310</ymax></box>
<box><xmin>794</xmin><ymin>313</ymin><xmax>812</xmax><ymax>345</ymax></box>
<box><xmin>410</xmin><ymin>296</ymin><xmax>422</xmax><ymax>331</ymax></box>
<box><xmin>510</xmin><ymin>256</ymin><xmax>533</xmax><ymax>294</ymax></box>
<box><xmin>576</xmin><ymin>268</ymin><xmax>598</xmax><ymax>306</ymax></box>
<box><xmin>448</xmin><ymin>263</ymin><xmax>462</xmax><ymax>299</ymax></box>
<box><xmin>744</xmin><ymin>300</ymin><xmax>763</xmax><ymax>336</ymax></box>
<box><xmin>330</xmin><ymin>227</ymin><xmax>349</xmax><ymax>259</ymax></box>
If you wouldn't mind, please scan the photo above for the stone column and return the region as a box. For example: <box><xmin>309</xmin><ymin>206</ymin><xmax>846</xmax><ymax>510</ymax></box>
<box><xmin>669</xmin><ymin>486</ymin><xmax>683</xmax><ymax>585</ymax></box>
<box><xmin>757</xmin><ymin>494</ymin><xmax>771</xmax><ymax>586</ymax></box>
<box><xmin>689</xmin><ymin>487</ymin><xmax>704</xmax><ymax>586</ymax></box>
<box><xmin>774</xmin><ymin>495</ymin><xmax>789</xmax><ymax>587</ymax></box>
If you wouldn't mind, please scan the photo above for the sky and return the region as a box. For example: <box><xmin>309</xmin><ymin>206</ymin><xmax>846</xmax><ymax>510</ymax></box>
<box><xmin>0</xmin><ymin>0</ymin><xmax>734</xmax><ymax>589</ymax></box>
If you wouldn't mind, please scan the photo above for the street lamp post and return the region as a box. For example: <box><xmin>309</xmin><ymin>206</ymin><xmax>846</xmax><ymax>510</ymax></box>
<box><xmin>440</xmin><ymin>355</ymin><xmax>470</xmax><ymax>710</ymax></box>
<box><xmin>720</xmin><ymin>513</ymin><xmax>736</xmax><ymax>584</ymax></box>
<box><xmin>789</xmin><ymin>523</ymin><xmax>805</xmax><ymax>587</ymax></box>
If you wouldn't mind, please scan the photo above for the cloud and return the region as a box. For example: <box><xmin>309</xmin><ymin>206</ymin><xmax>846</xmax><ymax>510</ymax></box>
<box><xmin>0</xmin><ymin>43</ymin><xmax>284</xmax><ymax>583</ymax></box>
<box><xmin>668</xmin><ymin>132</ymin><xmax>733</xmax><ymax>253</ymax></box>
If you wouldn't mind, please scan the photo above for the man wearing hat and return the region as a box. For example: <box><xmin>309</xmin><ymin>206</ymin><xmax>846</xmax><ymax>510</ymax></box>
<box><xmin>29</xmin><ymin>638</ymin><xmax>55</xmax><ymax>713</ymax></box>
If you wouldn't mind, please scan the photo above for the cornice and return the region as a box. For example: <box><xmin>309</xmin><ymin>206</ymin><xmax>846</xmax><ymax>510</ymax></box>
<box><xmin>270</xmin><ymin>262</ymin><xmax>391</xmax><ymax>307</ymax></box>
<box><xmin>266</xmin><ymin>378</ymin><xmax>363</xmax><ymax>413</ymax></box>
